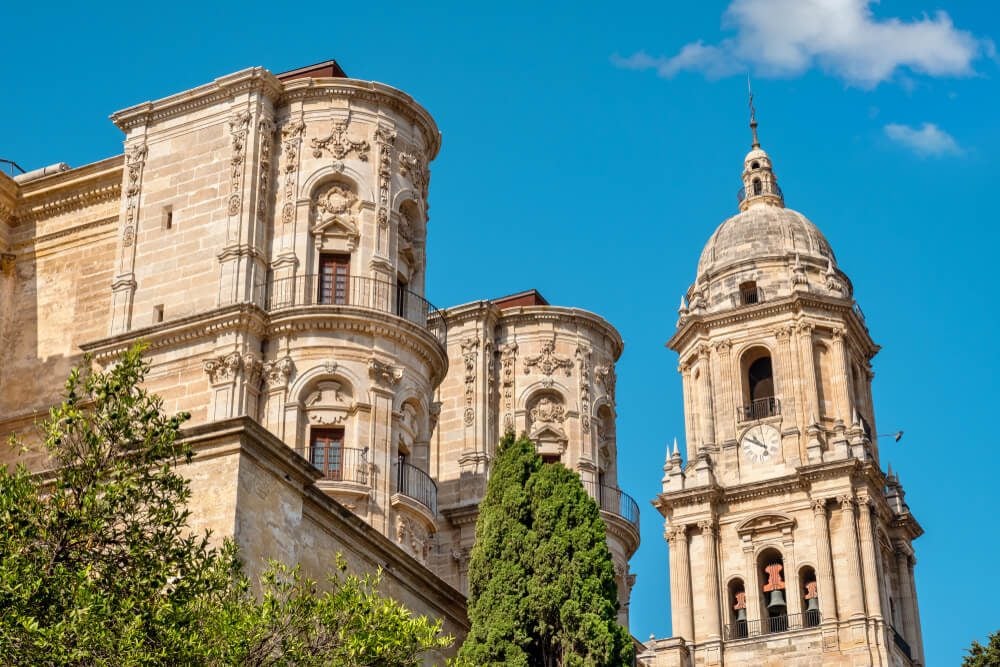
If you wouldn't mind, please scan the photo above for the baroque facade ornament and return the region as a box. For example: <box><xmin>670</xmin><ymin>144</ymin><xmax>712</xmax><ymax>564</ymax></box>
<box><xmin>228</xmin><ymin>110</ymin><xmax>251</xmax><ymax>217</ymax></box>
<box><xmin>595</xmin><ymin>362</ymin><xmax>616</xmax><ymax>403</ymax></box>
<box><xmin>523</xmin><ymin>339</ymin><xmax>573</xmax><ymax>377</ymax></box>
<box><xmin>461</xmin><ymin>337</ymin><xmax>479</xmax><ymax>426</ymax></box>
<box><xmin>280</xmin><ymin>118</ymin><xmax>306</xmax><ymax>224</ymax></box>
<box><xmin>256</xmin><ymin>117</ymin><xmax>275</xmax><ymax>215</ymax></box>
<box><xmin>529</xmin><ymin>396</ymin><xmax>565</xmax><ymax>425</ymax></box>
<box><xmin>374</xmin><ymin>126</ymin><xmax>396</xmax><ymax>229</ymax></box>
<box><xmin>500</xmin><ymin>342</ymin><xmax>518</xmax><ymax>431</ymax></box>
<box><xmin>576</xmin><ymin>345</ymin><xmax>592</xmax><ymax>432</ymax></box>
<box><xmin>263</xmin><ymin>356</ymin><xmax>294</xmax><ymax>388</ymax></box>
<box><xmin>368</xmin><ymin>358</ymin><xmax>403</xmax><ymax>387</ymax></box>
<box><xmin>310</xmin><ymin>120</ymin><xmax>370</xmax><ymax>161</ymax></box>
<box><xmin>122</xmin><ymin>143</ymin><xmax>148</xmax><ymax>246</ymax></box>
<box><xmin>203</xmin><ymin>351</ymin><xmax>243</xmax><ymax>384</ymax></box>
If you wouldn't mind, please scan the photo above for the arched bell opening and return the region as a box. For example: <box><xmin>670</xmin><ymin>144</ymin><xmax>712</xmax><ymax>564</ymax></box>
<box><xmin>800</xmin><ymin>565</ymin><xmax>820</xmax><ymax>627</ymax></box>
<box><xmin>727</xmin><ymin>578</ymin><xmax>748</xmax><ymax>639</ymax></box>
<box><xmin>739</xmin><ymin>347</ymin><xmax>778</xmax><ymax>420</ymax></box>
<box><xmin>757</xmin><ymin>547</ymin><xmax>788</xmax><ymax>633</ymax></box>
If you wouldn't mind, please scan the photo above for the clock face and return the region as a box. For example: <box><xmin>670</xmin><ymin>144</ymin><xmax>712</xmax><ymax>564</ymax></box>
<box><xmin>741</xmin><ymin>424</ymin><xmax>781</xmax><ymax>464</ymax></box>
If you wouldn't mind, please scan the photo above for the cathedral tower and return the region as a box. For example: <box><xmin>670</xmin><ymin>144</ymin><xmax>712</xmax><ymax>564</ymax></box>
<box><xmin>641</xmin><ymin>119</ymin><xmax>925</xmax><ymax>666</ymax></box>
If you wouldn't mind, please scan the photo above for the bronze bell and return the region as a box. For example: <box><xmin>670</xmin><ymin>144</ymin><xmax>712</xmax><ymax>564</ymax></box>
<box><xmin>767</xmin><ymin>589</ymin><xmax>787</xmax><ymax>610</ymax></box>
<box><xmin>806</xmin><ymin>596</ymin><xmax>820</xmax><ymax>612</ymax></box>
<box><xmin>735</xmin><ymin>608</ymin><xmax>747</xmax><ymax>622</ymax></box>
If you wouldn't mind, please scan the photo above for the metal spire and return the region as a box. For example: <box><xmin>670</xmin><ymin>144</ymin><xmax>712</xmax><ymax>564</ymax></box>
<box><xmin>747</xmin><ymin>74</ymin><xmax>760</xmax><ymax>149</ymax></box>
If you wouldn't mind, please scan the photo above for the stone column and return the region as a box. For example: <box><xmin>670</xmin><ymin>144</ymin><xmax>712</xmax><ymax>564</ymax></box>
<box><xmin>838</xmin><ymin>495</ymin><xmax>865</xmax><ymax>619</ymax></box>
<box><xmin>893</xmin><ymin>549</ymin><xmax>913</xmax><ymax>642</ymax></box>
<box><xmin>699</xmin><ymin>520</ymin><xmax>722</xmax><ymax>640</ymax></box>
<box><xmin>712</xmin><ymin>341</ymin><xmax>735</xmax><ymax>444</ymax></box>
<box><xmin>697</xmin><ymin>346</ymin><xmax>716</xmax><ymax>447</ymax></box>
<box><xmin>797</xmin><ymin>323</ymin><xmax>820</xmax><ymax>421</ymax></box>
<box><xmin>667</xmin><ymin>525</ymin><xmax>694</xmax><ymax>641</ymax></box>
<box><xmin>831</xmin><ymin>328</ymin><xmax>854</xmax><ymax>423</ymax></box>
<box><xmin>773</xmin><ymin>326</ymin><xmax>795</xmax><ymax>420</ymax></box>
<box><xmin>680</xmin><ymin>362</ymin><xmax>697</xmax><ymax>462</ymax></box>
<box><xmin>856</xmin><ymin>496</ymin><xmax>883</xmax><ymax>619</ymax></box>
<box><xmin>811</xmin><ymin>499</ymin><xmax>839</xmax><ymax>622</ymax></box>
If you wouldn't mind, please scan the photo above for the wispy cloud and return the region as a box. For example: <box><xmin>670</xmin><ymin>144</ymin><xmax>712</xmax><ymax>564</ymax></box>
<box><xmin>613</xmin><ymin>0</ymin><xmax>992</xmax><ymax>88</ymax></box>
<box><xmin>884</xmin><ymin>122</ymin><xmax>962</xmax><ymax>156</ymax></box>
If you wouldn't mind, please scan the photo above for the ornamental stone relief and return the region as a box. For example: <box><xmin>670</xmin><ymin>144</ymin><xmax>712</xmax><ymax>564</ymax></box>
<box><xmin>395</xmin><ymin>515</ymin><xmax>431</xmax><ymax>564</ymax></box>
<box><xmin>374</xmin><ymin>126</ymin><xmax>396</xmax><ymax>230</ymax></box>
<box><xmin>227</xmin><ymin>110</ymin><xmax>251</xmax><ymax>217</ymax></box>
<box><xmin>576</xmin><ymin>345</ymin><xmax>592</xmax><ymax>432</ymax></box>
<box><xmin>500</xmin><ymin>342</ymin><xmax>518</xmax><ymax>432</ymax></box>
<box><xmin>523</xmin><ymin>339</ymin><xmax>572</xmax><ymax>377</ymax></box>
<box><xmin>262</xmin><ymin>356</ymin><xmax>295</xmax><ymax>389</ymax></box>
<box><xmin>529</xmin><ymin>396</ymin><xmax>565</xmax><ymax>426</ymax></box>
<box><xmin>461</xmin><ymin>337</ymin><xmax>479</xmax><ymax>426</ymax></box>
<box><xmin>203</xmin><ymin>351</ymin><xmax>244</xmax><ymax>384</ymax></box>
<box><xmin>256</xmin><ymin>117</ymin><xmax>275</xmax><ymax>215</ymax></box>
<box><xmin>280</xmin><ymin>119</ymin><xmax>306</xmax><ymax>224</ymax></box>
<box><xmin>122</xmin><ymin>143</ymin><xmax>147</xmax><ymax>247</ymax></box>
<box><xmin>595</xmin><ymin>361</ymin><xmax>616</xmax><ymax>403</ymax></box>
<box><xmin>310</xmin><ymin>120</ymin><xmax>370</xmax><ymax>162</ymax></box>
<box><xmin>368</xmin><ymin>358</ymin><xmax>403</xmax><ymax>387</ymax></box>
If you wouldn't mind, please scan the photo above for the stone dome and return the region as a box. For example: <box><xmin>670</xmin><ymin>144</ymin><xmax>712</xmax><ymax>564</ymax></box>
<box><xmin>696</xmin><ymin>205</ymin><xmax>836</xmax><ymax>279</ymax></box>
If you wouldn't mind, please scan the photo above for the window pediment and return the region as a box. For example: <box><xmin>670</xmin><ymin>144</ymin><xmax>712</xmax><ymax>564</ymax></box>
<box><xmin>735</xmin><ymin>512</ymin><xmax>795</xmax><ymax>540</ymax></box>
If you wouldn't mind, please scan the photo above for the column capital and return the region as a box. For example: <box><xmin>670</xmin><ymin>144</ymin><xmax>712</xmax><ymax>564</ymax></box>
<box><xmin>665</xmin><ymin>524</ymin><xmax>689</xmax><ymax>545</ymax></box>
<box><xmin>697</xmin><ymin>519</ymin><xmax>717</xmax><ymax>537</ymax></box>
<box><xmin>810</xmin><ymin>497</ymin><xmax>829</xmax><ymax>514</ymax></box>
<box><xmin>695</xmin><ymin>344</ymin><xmax>712</xmax><ymax>360</ymax></box>
<box><xmin>797</xmin><ymin>321</ymin><xmax>815</xmax><ymax>335</ymax></box>
<box><xmin>837</xmin><ymin>494</ymin><xmax>855</xmax><ymax>511</ymax></box>
<box><xmin>831</xmin><ymin>326</ymin><xmax>846</xmax><ymax>341</ymax></box>
<box><xmin>713</xmin><ymin>339</ymin><xmax>733</xmax><ymax>355</ymax></box>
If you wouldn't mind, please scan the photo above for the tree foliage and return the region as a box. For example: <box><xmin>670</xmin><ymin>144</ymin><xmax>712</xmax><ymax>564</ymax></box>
<box><xmin>0</xmin><ymin>344</ymin><xmax>451</xmax><ymax>665</ymax></box>
<box><xmin>459</xmin><ymin>433</ymin><xmax>632</xmax><ymax>666</ymax></box>
<box><xmin>963</xmin><ymin>630</ymin><xmax>1000</xmax><ymax>667</ymax></box>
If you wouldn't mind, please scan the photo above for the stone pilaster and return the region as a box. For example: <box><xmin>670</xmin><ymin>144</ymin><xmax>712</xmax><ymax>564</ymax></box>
<box><xmin>797</xmin><ymin>322</ymin><xmax>819</xmax><ymax>421</ymax></box>
<box><xmin>110</xmin><ymin>140</ymin><xmax>148</xmax><ymax>334</ymax></box>
<box><xmin>713</xmin><ymin>340</ymin><xmax>735</xmax><ymax>444</ymax></box>
<box><xmin>667</xmin><ymin>524</ymin><xmax>694</xmax><ymax>641</ymax></box>
<box><xmin>696</xmin><ymin>345</ymin><xmax>715</xmax><ymax>448</ymax></box>
<box><xmin>838</xmin><ymin>495</ymin><xmax>865</xmax><ymax>619</ymax></box>
<box><xmin>698</xmin><ymin>520</ymin><xmax>722</xmax><ymax>640</ymax></box>
<box><xmin>856</xmin><ymin>496</ymin><xmax>882</xmax><ymax>619</ymax></box>
<box><xmin>831</xmin><ymin>328</ymin><xmax>854</xmax><ymax>423</ymax></box>
<box><xmin>680</xmin><ymin>362</ymin><xmax>696</xmax><ymax>462</ymax></box>
<box><xmin>811</xmin><ymin>498</ymin><xmax>838</xmax><ymax>622</ymax></box>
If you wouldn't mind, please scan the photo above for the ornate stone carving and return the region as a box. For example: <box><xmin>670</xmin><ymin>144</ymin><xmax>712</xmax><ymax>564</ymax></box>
<box><xmin>500</xmin><ymin>342</ymin><xmax>518</xmax><ymax>432</ymax></box>
<box><xmin>228</xmin><ymin>111</ymin><xmax>251</xmax><ymax>217</ymax></box>
<box><xmin>395</xmin><ymin>515</ymin><xmax>431</xmax><ymax>564</ymax></box>
<box><xmin>791</xmin><ymin>253</ymin><xmax>808</xmax><ymax>285</ymax></box>
<box><xmin>811</xmin><ymin>498</ymin><xmax>828</xmax><ymax>514</ymax></box>
<box><xmin>595</xmin><ymin>362</ymin><xmax>616</xmax><ymax>402</ymax></box>
<box><xmin>774</xmin><ymin>325</ymin><xmax>794</xmax><ymax>341</ymax></box>
<box><xmin>310</xmin><ymin>119</ymin><xmax>369</xmax><ymax>161</ymax></box>
<box><xmin>0</xmin><ymin>254</ymin><xmax>15</xmax><ymax>277</ymax></box>
<box><xmin>243</xmin><ymin>354</ymin><xmax>263</xmax><ymax>384</ymax></box>
<box><xmin>576</xmin><ymin>345</ymin><xmax>592</xmax><ymax>432</ymax></box>
<box><xmin>122</xmin><ymin>143</ymin><xmax>147</xmax><ymax>246</ymax></box>
<box><xmin>256</xmin><ymin>117</ymin><xmax>275</xmax><ymax>215</ymax></box>
<box><xmin>529</xmin><ymin>396</ymin><xmax>565</xmax><ymax>425</ymax></box>
<box><xmin>398</xmin><ymin>147</ymin><xmax>428</xmax><ymax>200</ymax></box>
<box><xmin>203</xmin><ymin>351</ymin><xmax>243</xmax><ymax>384</ymax></box>
<box><xmin>713</xmin><ymin>339</ymin><xmax>733</xmax><ymax>355</ymax></box>
<box><xmin>698</xmin><ymin>519</ymin><xmax>717</xmax><ymax>536</ymax></box>
<box><xmin>374</xmin><ymin>126</ymin><xmax>396</xmax><ymax>230</ymax></box>
<box><xmin>838</xmin><ymin>494</ymin><xmax>855</xmax><ymax>511</ymax></box>
<box><xmin>280</xmin><ymin>119</ymin><xmax>306</xmax><ymax>224</ymax></box>
<box><xmin>312</xmin><ymin>183</ymin><xmax>360</xmax><ymax>248</ymax></box>
<box><xmin>315</xmin><ymin>183</ymin><xmax>358</xmax><ymax>216</ymax></box>
<box><xmin>368</xmin><ymin>358</ymin><xmax>403</xmax><ymax>387</ymax></box>
<box><xmin>825</xmin><ymin>258</ymin><xmax>845</xmax><ymax>295</ymax></box>
<box><xmin>664</xmin><ymin>525</ymin><xmax>687</xmax><ymax>544</ymax></box>
<box><xmin>461</xmin><ymin>337</ymin><xmax>478</xmax><ymax>426</ymax></box>
<box><xmin>263</xmin><ymin>356</ymin><xmax>294</xmax><ymax>389</ymax></box>
<box><xmin>524</xmin><ymin>339</ymin><xmax>572</xmax><ymax>377</ymax></box>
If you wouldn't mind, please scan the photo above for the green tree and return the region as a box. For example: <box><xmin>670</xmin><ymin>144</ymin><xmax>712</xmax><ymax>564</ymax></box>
<box><xmin>459</xmin><ymin>433</ymin><xmax>632</xmax><ymax>666</ymax></box>
<box><xmin>963</xmin><ymin>630</ymin><xmax>1000</xmax><ymax>667</ymax></box>
<box><xmin>0</xmin><ymin>345</ymin><xmax>451</xmax><ymax>665</ymax></box>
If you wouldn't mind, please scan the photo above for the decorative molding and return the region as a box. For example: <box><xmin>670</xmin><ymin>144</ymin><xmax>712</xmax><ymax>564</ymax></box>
<box><xmin>810</xmin><ymin>498</ymin><xmax>829</xmax><ymax>514</ymax></box>
<box><xmin>461</xmin><ymin>337</ymin><xmax>479</xmax><ymax>426</ymax></box>
<box><xmin>576</xmin><ymin>345</ymin><xmax>592</xmax><ymax>432</ymax></box>
<box><xmin>122</xmin><ymin>143</ymin><xmax>147</xmax><ymax>247</ymax></box>
<box><xmin>368</xmin><ymin>357</ymin><xmax>403</xmax><ymax>387</ymax></box>
<box><xmin>280</xmin><ymin>118</ymin><xmax>306</xmax><ymax>224</ymax></box>
<box><xmin>529</xmin><ymin>396</ymin><xmax>565</xmax><ymax>425</ymax></box>
<box><xmin>523</xmin><ymin>339</ymin><xmax>572</xmax><ymax>377</ymax></box>
<box><xmin>310</xmin><ymin>119</ymin><xmax>370</xmax><ymax>162</ymax></box>
<box><xmin>256</xmin><ymin>117</ymin><xmax>275</xmax><ymax>215</ymax></box>
<box><xmin>595</xmin><ymin>361</ymin><xmax>616</xmax><ymax>403</ymax></box>
<box><xmin>374</xmin><ymin>126</ymin><xmax>396</xmax><ymax>229</ymax></box>
<box><xmin>263</xmin><ymin>356</ymin><xmax>294</xmax><ymax>389</ymax></box>
<box><xmin>312</xmin><ymin>182</ymin><xmax>360</xmax><ymax>247</ymax></box>
<box><xmin>500</xmin><ymin>342</ymin><xmax>518</xmax><ymax>432</ymax></box>
<box><xmin>664</xmin><ymin>524</ymin><xmax>688</xmax><ymax>544</ymax></box>
<box><xmin>227</xmin><ymin>110</ymin><xmax>251</xmax><ymax>217</ymax></box>
<box><xmin>398</xmin><ymin>145</ymin><xmax>428</xmax><ymax>206</ymax></box>
<box><xmin>204</xmin><ymin>351</ymin><xmax>243</xmax><ymax>384</ymax></box>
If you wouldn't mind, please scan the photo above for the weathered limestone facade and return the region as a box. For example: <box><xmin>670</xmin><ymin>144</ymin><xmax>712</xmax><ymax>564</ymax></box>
<box><xmin>0</xmin><ymin>60</ymin><xmax>640</xmax><ymax>647</ymax></box>
<box><xmin>428</xmin><ymin>291</ymin><xmax>640</xmax><ymax>626</ymax></box>
<box><xmin>639</xmin><ymin>128</ymin><xmax>924</xmax><ymax>666</ymax></box>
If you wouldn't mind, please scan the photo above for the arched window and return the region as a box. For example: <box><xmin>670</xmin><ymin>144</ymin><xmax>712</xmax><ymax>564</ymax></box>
<box><xmin>800</xmin><ymin>565</ymin><xmax>820</xmax><ymax>627</ymax></box>
<box><xmin>757</xmin><ymin>548</ymin><xmax>788</xmax><ymax>633</ymax></box>
<box><xmin>727</xmin><ymin>578</ymin><xmax>748</xmax><ymax>639</ymax></box>
<box><xmin>753</xmin><ymin>178</ymin><xmax>763</xmax><ymax>195</ymax></box>
<box><xmin>751</xmin><ymin>161</ymin><xmax>760</xmax><ymax>170</ymax></box>
<box><xmin>740</xmin><ymin>348</ymin><xmax>778</xmax><ymax>420</ymax></box>
<box><xmin>739</xmin><ymin>280</ymin><xmax>761</xmax><ymax>306</ymax></box>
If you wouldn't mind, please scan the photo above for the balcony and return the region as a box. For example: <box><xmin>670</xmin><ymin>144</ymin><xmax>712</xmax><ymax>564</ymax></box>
<box><xmin>393</xmin><ymin>460</ymin><xmax>438</xmax><ymax>515</ymax></box>
<box><xmin>310</xmin><ymin>445</ymin><xmax>370</xmax><ymax>484</ymax></box>
<box><xmin>724</xmin><ymin>611</ymin><xmax>820</xmax><ymax>640</ymax></box>
<box><xmin>582</xmin><ymin>480</ymin><xmax>641</xmax><ymax>554</ymax></box>
<box><xmin>738</xmin><ymin>397</ymin><xmax>781</xmax><ymax>422</ymax></box>
<box><xmin>259</xmin><ymin>274</ymin><xmax>441</xmax><ymax>330</ymax></box>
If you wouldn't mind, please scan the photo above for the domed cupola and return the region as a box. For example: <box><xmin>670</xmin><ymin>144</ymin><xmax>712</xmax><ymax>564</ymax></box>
<box><xmin>681</xmin><ymin>99</ymin><xmax>854</xmax><ymax>317</ymax></box>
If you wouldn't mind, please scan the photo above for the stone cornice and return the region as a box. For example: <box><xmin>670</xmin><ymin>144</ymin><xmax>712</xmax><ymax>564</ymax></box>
<box><xmin>441</xmin><ymin>502</ymin><xmax>483</xmax><ymax>527</ymax></box>
<box><xmin>79</xmin><ymin>304</ymin><xmax>269</xmax><ymax>361</ymax></box>
<box><xmin>111</xmin><ymin>67</ymin><xmax>284</xmax><ymax>131</ymax></box>
<box><xmin>267</xmin><ymin>306</ymin><xmax>448</xmax><ymax>386</ymax></box>
<box><xmin>668</xmin><ymin>292</ymin><xmax>877</xmax><ymax>358</ymax></box>
<box><xmin>12</xmin><ymin>156</ymin><xmax>123</xmax><ymax>225</ymax></box>
<box><xmin>280</xmin><ymin>78</ymin><xmax>441</xmax><ymax>159</ymax></box>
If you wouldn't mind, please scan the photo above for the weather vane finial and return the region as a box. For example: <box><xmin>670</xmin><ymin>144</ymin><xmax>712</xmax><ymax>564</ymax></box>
<box><xmin>747</xmin><ymin>74</ymin><xmax>760</xmax><ymax>149</ymax></box>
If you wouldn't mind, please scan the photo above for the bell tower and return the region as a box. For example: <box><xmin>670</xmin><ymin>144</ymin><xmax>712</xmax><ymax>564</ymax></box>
<box><xmin>642</xmin><ymin>112</ymin><xmax>925</xmax><ymax>667</ymax></box>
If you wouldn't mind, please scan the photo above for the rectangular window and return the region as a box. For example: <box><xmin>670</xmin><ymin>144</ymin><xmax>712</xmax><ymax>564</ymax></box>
<box><xmin>318</xmin><ymin>254</ymin><xmax>350</xmax><ymax>305</ymax></box>
<box><xmin>310</xmin><ymin>427</ymin><xmax>345</xmax><ymax>479</ymax></box>
<box><xmin>162</xmin><ymin>206</ymin><xmax>173</xmax><ymax>230</ymax></box>
<box><xmin>153</xmin><ymin>304</ymin><xmax>164</xmax><ymax>323</ymax></box>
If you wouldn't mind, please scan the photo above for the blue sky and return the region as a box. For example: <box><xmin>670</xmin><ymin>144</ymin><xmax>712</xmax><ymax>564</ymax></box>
<box><xmin>4</xmin><ymin>1</ymin><xmax>998</xmax><ymax>663</ymax></box>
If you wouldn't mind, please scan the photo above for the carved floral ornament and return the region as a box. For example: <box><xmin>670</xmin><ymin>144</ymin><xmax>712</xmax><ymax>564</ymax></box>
<box><xmin>203</xmin><ymin>351</ymin><xmax>244</xmax><ymax>384</ymax></box>
<box><xmin>311</xmin><ymin>120</ymin><xmax>370</xmax><ymax>162</ymax></box>
<box><xmin>523</xmin><ymin>339</ymin><xmax>573</xmax><ymax>377</ymax></box>
<box><xmin>368</xmin><ymin>358</ymin><xmax>403</xmax><ymax>387</ymax></box>
<box><xmin>530</xmin><ymin>396</ymin><xmax>566</xmax><ymax>425</ymax></box>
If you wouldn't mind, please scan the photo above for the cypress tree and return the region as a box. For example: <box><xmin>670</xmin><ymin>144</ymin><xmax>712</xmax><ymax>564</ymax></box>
<box><xmin>459</xmin><ymin>433</ymin><xmax>632</xmax><ymax>666</ymax></box>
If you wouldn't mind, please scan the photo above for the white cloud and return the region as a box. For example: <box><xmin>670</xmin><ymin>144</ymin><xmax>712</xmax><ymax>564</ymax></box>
<box><xmin>614</xmin><ymin>0</ymin><xmax>991</xmax><ymax>87</ymax></box>
<box><xmin>884</xmin><ymin>122</ymin><xmax>962</xmax><ymax>156</ymax></box>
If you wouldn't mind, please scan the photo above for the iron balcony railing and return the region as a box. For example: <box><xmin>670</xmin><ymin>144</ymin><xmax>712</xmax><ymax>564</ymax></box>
<box><xmin>738</xmin><ymin>397</ymin><xmax>781</xmax><ymax>422</ymax></box>
<box><xmin>890</xmin><ymin>624</ymin><xmax>912</xmax><ymax>660</ymax></box>
<box><xmin>393</xmin><ymin>459</ymin><xmax>438</xmax><ymax>515</ymax></box>
<box><xmin>581</xmin><ymin>480</ymin><xmax>640</xmax><ymax>531</ymax></box>
<box><xmin>853</xmin><ymin>302</ymin><xmax>866</xmax><ymax>322</ymax></box>
<box><xmin>737</xmin><ymin>180</ymin><xmax>783</xmax><ymax>205</ymax></box>
<box><xmin>259</xmin><ymin>274</ymin><xmax>441</xmax><ymax>329</ymax></box>
<box><xmin>724</xmin><ymin>610</ymin><xmax>820</xmax><ymax>640</ymax></box>
<box><xmin>732</xmin><ymin>285</ymin><xmax>765</xmax><ymax>308</ymax></box>
<box><xmin>310</xmin><ymin>446</ymin><xmax>370</xmax><ymax>485</ymax></box>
